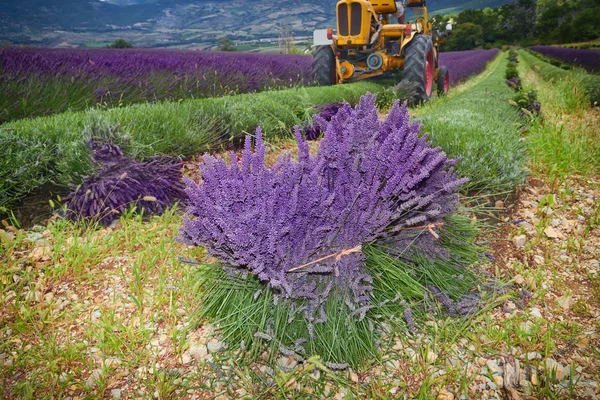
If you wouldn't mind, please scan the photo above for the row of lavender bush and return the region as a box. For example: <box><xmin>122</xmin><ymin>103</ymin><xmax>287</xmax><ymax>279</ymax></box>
<box><xmin>520</xmin><ymin>50</ymin><xmax>600</xmax><ymax>105</ymax></box>
<box><xmin>529</xmin><ymin>46</ymin><xmax>600</xmax><ymax>73</ymax></box>
<box><xmin>0</xmin><ymin>47</ymin><xmax>499</xmax><ymax>124</ymax></box>
<box><xmin>438</xmin><ymin>49</ymin><xmax>500</xmax><ymax>86</ymax></box>
<box><xmin>0</xmin><ymin>81</ymin><xmax>386</xmax><ymax>212</ymax></box>
<box><xmin>0</xmin><ymin>47</ymin><xmax>311</xmax><ymax>124</ymax></box>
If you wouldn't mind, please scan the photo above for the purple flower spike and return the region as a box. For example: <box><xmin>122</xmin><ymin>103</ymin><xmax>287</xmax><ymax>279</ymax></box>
<box><xmin>404</xmin><ymin>308</ymin><xmax>416</xmax><ymax>332</ymax></box>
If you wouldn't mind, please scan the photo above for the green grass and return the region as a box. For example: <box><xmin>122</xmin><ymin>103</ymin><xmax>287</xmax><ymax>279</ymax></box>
<box><xmin>414</xmin><ymin>54</ymin><xmax>527</xmax><ymax>193</ymax></box>
<box><xmin>520</xmin><ymin>50</ymin><xmax>600</xmax><ymax>106</ymax></box>
<box><xmin>518</xmin><ymin>50</ymin><xmax>600</xmax><ymax>180</ymax></box>
<box><xmin>0</xmin><ymin>82</ymin><xmax>387</xmax><ymax>212</ymax></box>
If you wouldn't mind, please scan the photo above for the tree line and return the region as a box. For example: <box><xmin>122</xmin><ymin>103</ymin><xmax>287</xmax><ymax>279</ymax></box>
<box><xmin>432</xmin><ymin>0</ymin><xmax>600</xmax><ymax>51</ymax></box>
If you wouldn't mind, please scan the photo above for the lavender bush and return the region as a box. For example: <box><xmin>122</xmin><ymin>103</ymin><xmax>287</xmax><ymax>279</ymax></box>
<box><xmin>63</xmin><ymin>139</ymin><xmax>186</xmax><ymax>225</ymax></box>
<box><xmin>438</xmin><ymin>49</ymin><xmax>500</xmax><ymax>86</ymax></box>
<box><xmin>529</xmin><ymin>46</ymin><xmax>600</xmax><ymax>73</ymax></box>
<box><xmin>180</xmin><ymin>94</ymin><xmax>467</xmax><ymax>325</ymax></box>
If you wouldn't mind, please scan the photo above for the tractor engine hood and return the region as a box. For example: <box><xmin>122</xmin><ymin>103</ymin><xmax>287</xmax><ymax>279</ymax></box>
<box><xmin>335</xmin><ymin>0</ymin><xmax>378</xmax><ymax>47</ymax></box>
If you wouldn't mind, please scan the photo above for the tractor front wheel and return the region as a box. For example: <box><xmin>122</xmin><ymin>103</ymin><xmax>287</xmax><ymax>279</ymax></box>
<box><xmin>437</xmin><ymin>66</ymin><xmax>449</xmax><ymax>96</ymax></box>
<box><xmin>403</xmin><ymin>35</ymin><xmax>434</xmax><ymax>104</ymax></box>
<box><xmin>312</xmin><ymin>45</ymin><xmax>336</xmax><ymax>86</ymax></box>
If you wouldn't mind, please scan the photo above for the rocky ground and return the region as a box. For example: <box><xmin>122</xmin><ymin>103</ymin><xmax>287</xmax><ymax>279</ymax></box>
<box><xmin>1</xmin><ymin>162</ymin><xmax>598</xmax><ymax>399</ymax></box>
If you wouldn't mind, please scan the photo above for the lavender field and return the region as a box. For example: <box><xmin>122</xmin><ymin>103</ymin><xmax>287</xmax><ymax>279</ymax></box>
<box><xmin>529</xmin><ymin>46</ymin><xmax>600</xmax><ymax>73</ymax></box>
<box><xmin>0</xmin><ymin>48</ymin><xmax>312</xmax><ymax>123</ymax></box>
<box><xmin>0</xmin><ymin>46</ymin><xmax>499</xmax><ymax>124</ymax></box>
<box><xmin>439</xmin><ymin>48</ymin><xmax>500</xmax><ymax>85</ymax></box>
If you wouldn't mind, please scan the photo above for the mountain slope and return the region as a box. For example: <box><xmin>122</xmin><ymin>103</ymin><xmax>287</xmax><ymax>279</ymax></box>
<box><xmin>0</xmin><ymin>0</ymin><xmax>514</xmax><ymax>48</ymax></box>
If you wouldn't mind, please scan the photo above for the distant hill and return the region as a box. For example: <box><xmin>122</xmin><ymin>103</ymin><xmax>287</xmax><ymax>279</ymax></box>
<box><xmin>0</xmin><ymin>0</ymin><xmax>515</xmax><ymax>48</ymax></box>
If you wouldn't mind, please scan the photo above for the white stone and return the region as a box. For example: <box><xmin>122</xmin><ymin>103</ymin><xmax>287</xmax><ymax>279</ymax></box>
<box><xmin>278</xmin><ymin>356</ymin><xmax>297</xmax><ymax>370</ymax></box>
<box><xmin>86</xmin><ymin>369</ymin><xmax>103</xmax><ymax>387</ymax></box>
<box><xmin>544</xmin><ymin>226</ymin><xmax>559</xmax><ymax>239</ymax></box>
<box><xmin>533</xmin><ymin>255</ymin><xmax>545</xmax><ymax>264</ymax></box>
<box><xmin>493</xmin><ymin>375</ymin><xmax>503</xmax><ymax>389</ymax></box>
<box><xmin>189</xmin><ymin>345</ymin><xmax>208</xmax><ymax>360</ymax></box>
<box><xmin>513</xmin><ymin>235</ymin><xmax>527</xmax><ymax>248</ymax></box>
<box><xmin>437</xmin><ymin>388</ymin><xmax>454</xmax><ymax>400</ymax></box>
<box><xmin>486</xmin><ymin>359</ymin><xmax>502</xmax><ymax>375</ymax></box>
<box><xmin>181</xmin><ymin>353</ymin><xmax>192</xmax><ymax>365</ymax></box>
<box><xmin>557</xmin><ymin>295</ymin><xmax>573</xmax><ymax>310</ymax></box>
<box><xmin>207</xmin><ymin>340</ymin><xmax>223</xmax><ymax>353</ymax></box>
<box><xmin>111</xmin><ymin>389</ymin><xmax>122</xmax><ymax>399</ymax></box>
<box><xmin>427</xmin><ymin>350</ymin><xmax>438</xmax><ymax>364</ymax></box>
<box><xmin>530</xmin><ymin>308</ymin><xmax>542</xmax><ymax>318</ymax></box>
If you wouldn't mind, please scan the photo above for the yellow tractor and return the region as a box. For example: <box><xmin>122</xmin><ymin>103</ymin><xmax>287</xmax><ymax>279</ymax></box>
<box><xmin>312</xmin><ymin>0</ymin><xmax>451</xmax><ymax>103</ymax></box>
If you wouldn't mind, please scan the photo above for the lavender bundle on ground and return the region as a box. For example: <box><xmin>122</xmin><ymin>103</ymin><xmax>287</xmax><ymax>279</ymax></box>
<box><xmin>180</xmin><ymin>94</ymin><xmax>467</xmax><ymax>325</ymax></box>
<box><xmin>302</xmin><ymin>102</ymin><xmax>345</xmax><ymax>140</ymax></box>
<box><xmin>63</xmin><ymin>140</ymin><xmax>186</xmax><ymax>225</ymax></box>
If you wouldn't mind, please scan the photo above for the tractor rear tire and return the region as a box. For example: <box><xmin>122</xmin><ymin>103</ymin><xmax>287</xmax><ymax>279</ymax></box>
<box><xmin>437</xmin><ymin>67</ymin><xmax>449</xmax><ymax>96</ymax></box>
<box><xmin>403</xmin><ymin>35</ymin><xmax>434</xmax><ymax>104</ymax></box>
<box><xmin>312</xmin><ymin>45</ymin><xmax>336</xmax><ymax>86</ymax></box>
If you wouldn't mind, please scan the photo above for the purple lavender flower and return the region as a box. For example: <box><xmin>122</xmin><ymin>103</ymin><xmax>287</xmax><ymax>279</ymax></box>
<box><xmin>516</xmin><ymin>289</ymin><xmax>533</xmax><ymax>309</ymax></box>
<box><xmin>483</xmin><ymin>253</ymin><xmax>497</xmax><ymax>263</ymax></box>
<box><xmin>456</xmin><ymin>293</ymin><xmax>481</xmax><ymax>315</ymax></box>
<box><xmin>0</xmin><ymin>47</ymin><xmax>312</xmax><ymax>123</ymax></box>
<box><xmin>180</xmin><ymin>94</ymin><xmax>467</xmax><ymax>322</ymax></box>
<box><xmin>404</xmin><ymin>307</ymin><xmax>416</xmax><ymax>332</ymax></box>
<box><xmin>427</xmin><ymin>285</ymin><xmax>457</xmax><ymax>316</ymax></box>
<box><xmin>88</xmin><ymin>138</ymin><xmax>124</xmax><ymax>164</ymax></box>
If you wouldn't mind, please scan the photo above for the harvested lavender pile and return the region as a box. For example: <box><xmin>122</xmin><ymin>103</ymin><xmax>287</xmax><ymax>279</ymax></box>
<box><xmin>181</xmin><ymin>94</ymin><xmax>481</xmax><ymax>365</ymax></box>
<box><xmin>301</xmin><ymin>102</ymin><xmax>345</xmax><ymax>140</ymax></box>
<box><xmin>63</xmin><ymin>137</ymin><xmax>186</xmax><ymax>225</ymax></box>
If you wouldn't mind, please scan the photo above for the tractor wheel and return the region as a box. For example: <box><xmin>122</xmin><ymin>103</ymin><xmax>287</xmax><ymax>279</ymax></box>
<box><xmin>403</xmin><ymin>34</ymin><xmax>434</xmax><ymax>104</ymax></box>
<box><xmin>437</xmin><ymin>67</ymin><xmax>449</xmax><ymax>96</ymax></box>
<box><xmin>312</xmin><ymin>45</ymin><xmax>336</xmax><ymax>86</ymax></box>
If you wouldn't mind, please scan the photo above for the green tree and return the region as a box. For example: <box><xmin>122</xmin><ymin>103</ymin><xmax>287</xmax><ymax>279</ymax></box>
<box><xmin>446</xmin><ymin>22</ymin><xmax>484</xmax><ymax>51</ymax></box>
<box><xmin>571</xmin><ymin>4</ymin><xmax>600</xmax><ymax>42</ymax></box>
<box><xmin>106</xmin><ymin>39</ymin><xmax>134</xmax><ymax>49</ymax></box>
<box><xmin>217</xmin><ymin>37</ymin><xmax>236</xmax><ymax>51</ymax></box>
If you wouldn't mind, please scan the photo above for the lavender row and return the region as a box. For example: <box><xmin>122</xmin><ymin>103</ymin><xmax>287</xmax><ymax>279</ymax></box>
<box><xmin>439</xmin><ymin>49</ymin><xmax>500</xmax><ymax>86</ymax></box>
<box><xmin>529</xmin><ymin>46</ymin><xmax>600</xmax><ymax>73</ymax></box>
<box><xmin>0</xmin><ymin>47</ymin><xmax>312</xmax><ymax>123</ymax></box>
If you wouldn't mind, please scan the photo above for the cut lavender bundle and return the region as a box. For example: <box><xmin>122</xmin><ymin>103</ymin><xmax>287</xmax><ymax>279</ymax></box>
<box><xmin>301</xmin><ymin>102</ymin><xmax>345</xmax><ymax>140</ymax></box>
<box><xmin>181</xmin><ymin>94</ymin><xmax>467</xmax><ymax>324</ymax></box>
<box><xmin>63</xmin><ymin>139</ymin><xmax>186</xmax><ymax>225</ymax></box>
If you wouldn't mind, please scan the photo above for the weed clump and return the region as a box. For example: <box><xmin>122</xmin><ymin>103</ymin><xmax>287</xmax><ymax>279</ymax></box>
<box><xmin>505</xmin><ymin>62</ymin><xmax>519</xmax><ymax>80</ymax></box>
<box><xmin>512</xmin><ymin>90</ymin><xmax>542</xmax><ymax>118</ymax></box>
